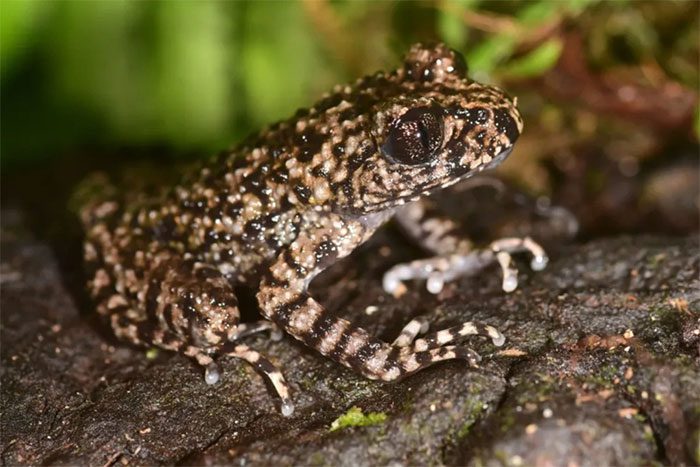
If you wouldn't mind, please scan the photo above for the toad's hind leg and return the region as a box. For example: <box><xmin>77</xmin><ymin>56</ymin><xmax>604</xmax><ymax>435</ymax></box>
<box><xmin>258</xmin><ymin>282</ymin><xmax>498</xmax><ymax>381</ymax></box>
<box><xmin>258</xmin><ymin>220</ymin><xmax>504</xmax><ymax>383</ymax></box>
<box><xmin>393</xmin><ymin>317</ymin><xmax>429</xmax><ymax>347</ymax></box>
<box><xmin>81</xmin><ymin>188</ymin><xmax>291</xmax><ymax>414</ymax></box>
<box><xmin>193</xmin><ymin>343</ymin><xmax>294</xmax><ymax>417</ymax></box>
<box><xmin>94</xmin><ymin>247</ymin><xmax>293</xmax><ymax>415</ymax></box>
<box><xmin>148</xmin><ymin>258</ymin><xmax>293</xmax><ymax>415</ymax></box>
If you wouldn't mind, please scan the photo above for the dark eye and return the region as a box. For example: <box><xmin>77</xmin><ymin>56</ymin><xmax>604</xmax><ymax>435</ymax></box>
<box><xmin>382</xmin><ymin>107</ymin><xmax>444</xmax><ymax>165</ymax></box>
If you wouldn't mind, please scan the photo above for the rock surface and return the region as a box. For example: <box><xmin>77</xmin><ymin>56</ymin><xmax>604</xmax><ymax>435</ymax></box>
<box><xmin>1</xmin><ymin>208</ymin><xmax>698</xmax><ymax>466</ymax></box>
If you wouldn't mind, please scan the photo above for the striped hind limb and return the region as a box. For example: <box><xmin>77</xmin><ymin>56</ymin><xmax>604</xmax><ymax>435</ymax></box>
<box><xmin>257</xmin><ymin>220</ymin><xmax>505</xmax><ymax>388</ymax></box>
<box><xmin>94</xmin><ymin>245</ymin><xmax>294</xmax><ymax>416</ymax></box>
<box><xmin>144</xmin><ymin>259</ymin><xmax>293</xmax><ymax>414</ymax></box>
<box><xmin>393</xmin><ymin>318</ymin><xmax>504</xmax><ymax>348</ymax></box>
<box><xmin>189</xmin><ymin>343</ymin><xmax>294</xmax><ymax>417</ymax></box>
<box><xmin>393</xmin><ymin>317</ymin><xmax>429</xmax><ymax>347</ymax></box>
<box><xmin>258</xmin><ymin>247</ymin><xmax>505</xmax><ymax>383</ymax></box>
<box><xmin>257</xmin><ymin>284</ymin><xmax>499</xmax><ymax>381</ymax></box>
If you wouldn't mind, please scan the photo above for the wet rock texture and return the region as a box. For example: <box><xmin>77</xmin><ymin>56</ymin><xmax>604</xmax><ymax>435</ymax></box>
<box><xmin>1</xmin><ymin>209</ymin><xmax>698</xmax><ymax>466</ymax></box>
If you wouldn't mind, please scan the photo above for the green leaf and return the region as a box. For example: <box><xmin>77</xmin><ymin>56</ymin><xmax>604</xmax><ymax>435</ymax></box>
<box><xmin>517</xmin><ymin>1</ymin><xmax>559</xmax><ymax>26</ymax></box>
<box><xmin>501</xmin><ymin>37</ymin><xmax>563</xmax><ymax>78</ymax></box>
<box><xmin>465</xmin><ymin>34</ymin><xmax>517</xmax><ymax>77</ymax></box>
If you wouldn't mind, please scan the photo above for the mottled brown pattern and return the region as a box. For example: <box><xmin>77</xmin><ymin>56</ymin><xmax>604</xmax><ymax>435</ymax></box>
<box><xmin>81</xmin><ymin>43</ymin><xmax>526</xmax><ymax>416</ymax></box>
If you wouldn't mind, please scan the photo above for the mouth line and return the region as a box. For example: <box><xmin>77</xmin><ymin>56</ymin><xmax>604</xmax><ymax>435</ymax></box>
<box><xmin>361</xmin><ymin>142</ymin><xmax>516</xmax><ymax>213</ymax></box>
<box><xmin>484</xmin><ymin>146</ymin><xmax>513</xmax><ymax>170</ymax></box>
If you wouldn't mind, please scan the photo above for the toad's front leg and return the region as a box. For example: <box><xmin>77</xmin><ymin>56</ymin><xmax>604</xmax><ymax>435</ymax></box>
<box><xmin>257</xmin><ymin>215</ymin><xmax>504</xmax><ymax>385</ymax></box>
<box><xmin>383</xmin><ymin>199</ymin><xmax>548</xmax><ymax>295</ymax></box>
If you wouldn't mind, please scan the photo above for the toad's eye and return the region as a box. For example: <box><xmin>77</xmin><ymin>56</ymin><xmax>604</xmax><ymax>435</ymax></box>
<box><xmin>382</xmin><ymin>106</ymin><xmax>444</xmax><ymax>165</ymax></box>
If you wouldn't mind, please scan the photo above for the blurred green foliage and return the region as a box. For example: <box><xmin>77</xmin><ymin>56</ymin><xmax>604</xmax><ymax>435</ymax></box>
<box><xmin>1</xmin><ymin>0</ymin><xmax>697</xmax><ymax>166</ymax></box>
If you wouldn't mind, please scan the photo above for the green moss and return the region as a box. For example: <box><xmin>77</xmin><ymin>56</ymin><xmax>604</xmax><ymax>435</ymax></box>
<box><xmin>672</xmin><ymin>354</ymin><xmax>695</xmax><ymax>367</ymax></box>
<box><xmin>457</xmin><ymin>421</ymin><xmax>472</xmax><ymax>439</ymax></box>
<box><xmin>582</xmin><ymin>363</ymin><xmax>621</xmax><ymax>388</ymax></box>
<box><xmin>648</xmin><ymin>305</ymin><xmax>674</xmax><ymax>322</ymax></box>
<box><xmin>642</xmin><ymin>424</ymin><xmax>655</xmax><ymax>444</ymax></box>
<box><xmin>512</xmin><ymin>374</ymin><xmax>558</xmax><ymax>406</ymax></box>
<box><xmin>455</xmin><ymin>400</ymin><xmax>486</xmax><ymax>439</ymax></box>
<box><xmin>308</xmin><ymin>452</ymin><xmax>326</xmax><ymax>466</ymax></box>
<box><xmin>632</xmin><ymin>413</ymin><xmax>647</xmax><ymax>423</ymax></box>
<box><xmin>646</xmin><ymin>253</ymin><xmax>667</xmax><ymax>268</ymax></box>
<box><xmin>329</xmin><ymin>406</ymin><xmax>387</xmax><ymax>432</ymax></box>
<box><xmin>499</xmin><ymin>411</ymin><xmax>517</xmax><ymax>434</ymax></box>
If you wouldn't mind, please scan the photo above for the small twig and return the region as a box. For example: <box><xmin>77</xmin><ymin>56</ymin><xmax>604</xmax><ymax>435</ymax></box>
<box><xmin>102</xmin><ymin>451</ymin><xmax>123</xmax><ymax>467</ymax></box>
<box><xmin>439</xmin><ymin>1</ymin><xmax>520</xmax><ymax>35</ymax></box>
<box><xmin>438</xmin><ymin>1</ymin><xmax>567</xmax><ymax>59</ymax></box>
<box><xmin>302</xmin><ymin>0</ymin><xmax>359</xmax><ymax>71</ymax></box>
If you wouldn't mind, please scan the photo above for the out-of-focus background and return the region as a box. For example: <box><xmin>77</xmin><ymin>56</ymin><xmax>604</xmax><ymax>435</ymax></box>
<box><xmin>2</xmin><ymin>0</ymin><xmax>698</xmax><ymax>237</ymax></box>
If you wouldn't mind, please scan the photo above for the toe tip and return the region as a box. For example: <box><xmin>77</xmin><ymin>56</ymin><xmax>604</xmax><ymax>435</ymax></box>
<box><xmin>281</xmin><ymin>400</ymin><xmax>295</xmax><ymax>417</ymax></box>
